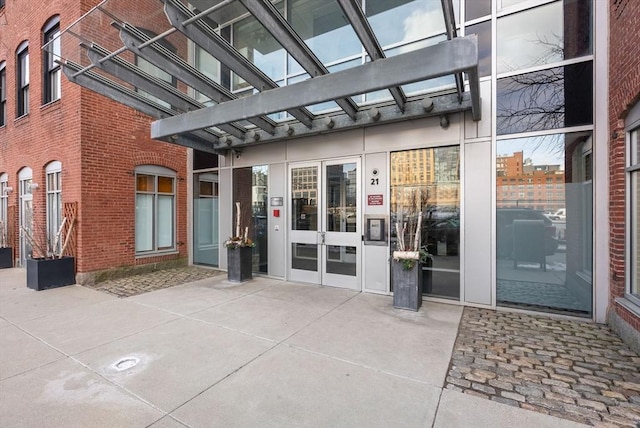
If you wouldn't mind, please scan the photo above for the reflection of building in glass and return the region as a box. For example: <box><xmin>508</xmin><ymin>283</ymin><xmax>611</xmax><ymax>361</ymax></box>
<box><xmin>291</xmin><ymin>167</ymin><xmax>317</xmax><ymax>206</ymax></box>
<box><xmin>496</xmin><ymin>151</ymin><xmax>565</xmax><ymax>212</ymax></box>
<box><xmin>390</xmin><ymin>148</ymin><xmax>459</xmax><ymax>209</ymax></box>
<box><xmin>252</xmin><ymin>168</ymin><xmax>268</xmax><ymax>214</ymax></box>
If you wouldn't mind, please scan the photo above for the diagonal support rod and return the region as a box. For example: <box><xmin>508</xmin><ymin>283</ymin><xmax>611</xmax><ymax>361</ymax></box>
<box><xmin>60</xmin><ymin>61</ymin><xmax>220</xmax><ymax>153</ymax></box>
<box><xmin>84</xmin><ymin>43</ymin><xmax>247</xmax><ymax>139</ymax></box>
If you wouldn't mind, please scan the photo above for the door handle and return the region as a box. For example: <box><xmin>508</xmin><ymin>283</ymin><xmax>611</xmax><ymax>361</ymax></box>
<box><xmin>318</xmin><ymin>232</ymin><xmax>326</xmax><ymax>245</ymax></box>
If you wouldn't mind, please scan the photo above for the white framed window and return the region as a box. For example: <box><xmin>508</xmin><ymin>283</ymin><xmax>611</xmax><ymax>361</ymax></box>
<box><xmin>627</xmin><ymin>102</ymin><xmax>640</xmax><ymax>299</ymax></box>
<box><xmin>135</xmin><ymin>165</ymin><xmax>176</xmax><ymax>255</ymax></box>
<box><xmin>16</xmin><ymin>41</ymin><xmax>29</xmax><ymax>117</ymax></box>
<box><xmin>46</xmin><ymin>161</ymin><xmax>62</xmax><ymax>254</ymax></box>
<box><xmin>43</xmin><ymin>16</ymin><xmax>61</xmax><ymax>104</ymax></box>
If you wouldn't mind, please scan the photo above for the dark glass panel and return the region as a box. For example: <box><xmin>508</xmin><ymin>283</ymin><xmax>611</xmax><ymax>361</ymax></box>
<box><xmin>497</xmin><ymin>62</ymin><xmax>593</xmax><ymax>135</ymax></box>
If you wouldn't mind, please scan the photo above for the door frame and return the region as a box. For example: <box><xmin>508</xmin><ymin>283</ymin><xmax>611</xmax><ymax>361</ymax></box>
<box><xmin>287</xmin><ymin>157</ymin><xmax>362</xmax><ymax>290</ymax></box>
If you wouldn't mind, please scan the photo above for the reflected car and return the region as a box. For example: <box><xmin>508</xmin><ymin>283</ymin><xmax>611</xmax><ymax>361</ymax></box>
<box><xmin>496</xmin><ymin>208</ymin><xmax>558</xmax><ymax>258</ymax></box>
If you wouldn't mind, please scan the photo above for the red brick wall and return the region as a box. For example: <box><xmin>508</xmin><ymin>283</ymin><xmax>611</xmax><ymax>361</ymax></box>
<box><xmin>609</xmin><ymin>0</ymin><xmax>640</xmax><ymax>329</ymax></box>
<box><xmin>0</xmin><ymin>0</ymin><xmax>190</xmax><ymax>277</ymax></box>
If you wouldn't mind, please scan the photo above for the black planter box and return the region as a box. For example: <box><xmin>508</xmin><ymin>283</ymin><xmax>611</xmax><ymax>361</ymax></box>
<box><xmin>392</xmin><ymin>259</ymin><xmax>423</xmax><ymax>311</ymax></box>
<box><xmin>227</xmin><ymin>247</ymin><xmax>253</xmax><ymax>282</ymax></box>
<box><xmin>26</xmin><ymin>256</ymin><xmax>76</xmax><ymax>291</ymax></box>
<box><xmin>0</xmin><ymin>247</ymin><xmax>13</xmax><ymax>269</ymax></box>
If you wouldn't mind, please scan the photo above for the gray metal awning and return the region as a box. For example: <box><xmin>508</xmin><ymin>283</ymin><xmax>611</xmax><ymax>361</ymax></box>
<box><xmin>48</xmin><ymin>0</ymin><xmax>481</xmax><ymax>154</ymax></box>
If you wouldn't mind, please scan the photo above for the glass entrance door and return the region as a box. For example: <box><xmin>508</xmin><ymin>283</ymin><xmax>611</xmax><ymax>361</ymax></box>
<box><xmin>289</xmin><ymin>159</ymin><xmax>360</xmax><ymax>289</ymax></box>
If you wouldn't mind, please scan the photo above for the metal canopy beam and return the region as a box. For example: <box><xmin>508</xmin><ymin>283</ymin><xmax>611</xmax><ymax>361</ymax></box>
<box><xmin>152</xmin><ymin>36</ymin><xmax>479</xmax><ymax>139</ymax></box>
<box><xmin>60</xmin><ymin>61</ymin><xmax>220</xmax><ymax>154</ymax></box>
<box><xmin>336</xmin><ymin>0</ymin><xmax>406</xmax><ymax>111</ymax></box>
<box><xmin>238</xmin><ymin>0</ymin><xmax>359</xmax><ymax>120</ymax></box>
<box><xmin>441</xmin><ymin>0</ymin><xmax>464</xmax><ymax>102</ymax></box>
<box><xmin>116</xmin><ymin>23</ymin><xmax>277</xmax><ymax>135</ymax></box>
<box><xmin>162</xmin><ymin>0</ymin><xmax>315</xmax><ymax>128</ymax></box>
<box><xmin>213</xmin><ymin>93</ymin><xmax>473</xmax><ymax>149</ymax></box>
<box><xmin>84</xmin><ymin>44</ymin><xmax>247</xmax><ymax>139</ymax></box>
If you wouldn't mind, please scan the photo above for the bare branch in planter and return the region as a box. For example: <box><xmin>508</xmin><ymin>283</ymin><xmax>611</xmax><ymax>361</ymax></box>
<box><xmin>20</xmin><ymin>225</ymin><xmax>48</xmax><ymax>258</ymax></box>
<box><xmin>51</xmin><ymin>217</ymin><xmax>67</xmax><ymax>258</ymax></box>
<box><xmin>413</xmin><ymin>211</ymin><xmax>423</xmax><ymax>252</ymax></box>
<box><xmin>0</xmin><ymin>220</ymin><xmax>7</xmax><ymax>248</ymax></box>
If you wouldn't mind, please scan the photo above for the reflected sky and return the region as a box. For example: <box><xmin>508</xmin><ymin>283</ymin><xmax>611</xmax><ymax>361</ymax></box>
<box><xmin>497</xmin><ymin>134</ymin><xmax>565</xmax><ymax>167</ymax></box>
<box><xmin>497</xmin><ymin>2</ymin><xmax>563</xmax><ymax>74</ymax></box>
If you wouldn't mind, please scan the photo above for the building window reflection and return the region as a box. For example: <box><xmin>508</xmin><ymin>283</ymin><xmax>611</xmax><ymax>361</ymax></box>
<box><xmin>496</xmin><ymin>132</ymin><xmax>593</xmax><ymax>316</ymax></box>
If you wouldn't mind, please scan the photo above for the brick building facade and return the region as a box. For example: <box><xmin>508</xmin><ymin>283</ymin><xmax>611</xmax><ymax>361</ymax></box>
<box><xmin>607</xmin><ymin>0</ymin><xmax>640</xmax><ymax>346</ymax></box>
<box><xmin>0</xmin><ymin>0</ymin><xmax>190</xmax><ymax>283</ymax></box>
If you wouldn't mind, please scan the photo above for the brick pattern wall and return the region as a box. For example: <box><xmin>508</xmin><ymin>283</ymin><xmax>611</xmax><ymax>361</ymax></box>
<box><xmin>0</xmin><ymin>0</ymin><xmax>190</xmax><ymax>277</ymax></box>
<box><xmin>609</xmin><ymin>0</ymin><xmax>640</xmax><ymax>330</ymax></box>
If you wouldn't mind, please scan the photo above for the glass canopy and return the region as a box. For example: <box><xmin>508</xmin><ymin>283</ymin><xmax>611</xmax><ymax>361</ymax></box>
<box><xmin>46</xmin><ymin>0</ymin><xmax>479</xmax><ymax>152</ymax></box>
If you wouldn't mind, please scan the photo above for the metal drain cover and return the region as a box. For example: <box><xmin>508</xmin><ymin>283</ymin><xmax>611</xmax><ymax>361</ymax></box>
<box><xmin>111</xmin><ymin>357</ymin><xmax>140</xmax><ymax>371</ymax></box>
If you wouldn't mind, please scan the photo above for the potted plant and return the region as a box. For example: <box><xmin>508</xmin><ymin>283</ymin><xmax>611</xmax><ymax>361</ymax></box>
<box><xmin>21</xmin><ymin>213</ymin><xmax>76</xmax><ymax>291</ymax></box>
<box><xmin>0</xmin><ymin>220</ymin><xmax>13</xmax><ymax>269</ymax></box>
<box><xmin>224</xmin><ymin>202</ymin><xmax>255</xmax><ymax>282</ymax></box>
<box><xmin>392</xmin><ymin>200</ymin><xmax>430</xmax><ymax>311</ymax></box>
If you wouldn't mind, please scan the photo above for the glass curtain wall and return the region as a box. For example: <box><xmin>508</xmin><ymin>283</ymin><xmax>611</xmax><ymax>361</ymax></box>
<box><xmin>233</xmin><ymin>166</ymin><xmax>269</xmax><ymax>273</ymax></box>
<box><xmin>390</xmin><ymin>147</ymin><xmax>460</xmax><ymax>299</ymax></box>
<box><xmin>495</xmin><ymin>0</ymin><xmax>593</xmax><ymax>316</ymax></box>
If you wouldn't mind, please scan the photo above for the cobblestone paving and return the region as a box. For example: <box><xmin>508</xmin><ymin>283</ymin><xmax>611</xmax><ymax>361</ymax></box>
<box><xmin>445</xmin><ymin>308</ymin><xmax>640</xmax><ymax>427</ymax></box>
<box><xmin>85</xmin><ymin>267</ymin><xmax>223</xmax><ymax>298</ymax></box>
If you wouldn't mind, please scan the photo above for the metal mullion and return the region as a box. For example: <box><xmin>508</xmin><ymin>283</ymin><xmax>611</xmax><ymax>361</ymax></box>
<box><xmin>239</xmin><ymin>0</ymin><xmax>358</xmax><ymax>120</ymax></box>
<box><xmin>163</xmin><ymin>0</ymin><xmax>314</xmax><ymax>128</ymax></box>
<box><xmin>336</xmin><ymin>0</ymin><xmax>406</xmax><ymax>111</ymax></box>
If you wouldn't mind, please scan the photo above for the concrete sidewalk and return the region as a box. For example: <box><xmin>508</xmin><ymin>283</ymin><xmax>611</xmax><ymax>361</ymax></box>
<box><xmin>1</xmin><ymin>268</ymin><xmax>588</xmax><ymax>427</ymax></box>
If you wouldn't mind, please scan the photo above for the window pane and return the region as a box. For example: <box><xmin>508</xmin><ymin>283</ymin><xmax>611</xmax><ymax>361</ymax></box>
<box><xmin>136</xmin><ymin>174</ymin><xmax>154</xmax><ymax>192</ymax></box>
<box><xmin>288</xmin><ymin>0</ymin><xmax>361</xmax><ymax>74</ymax></box>
<box><xmin>326</xmin><ymin>246</ymin><xmax>356</xmax><ymax>276</ymax></box>
<box><xmin>135</xmin><ymin>194</ymin><xmax>154</xmax><ymax>252</ymax></box>
<box><xmin>497</xmin><ymin>1</ymin><xmax>592</xmax><ymax>74</ymax></box>
<box><xmin>291</xmin><ymin>166</ymin><xmax>318</xmax><ymax>231</ymax></box>
<box><xmin>465</xmin><ymin>0</ymin><xmax>490</xmax><ymax>21</ymax></box>
<box><xmin>233</xmin><ymin>9</ymin><xmax>285</xmax><ymax>90</ymax></box>
<box><xmin>390</xmin><ymin>147</ymin><xmax>460</xmax><ymax>299</ymax></box>
<box><xmin>196</xmin><ymin>46</ymin><xmax>220</xmax><ymax>83</ymax></box>
<box><xmin>367</xmin><ymin>0</ymin><xmax>446</xmax><ymax>47</ymax></box>
<box><xmin>465</xmin><ymin>20</ymin><xmax>491</xmax><ymax>77</ymax></box>
<box><xmin>497</xmin><ymin>61</ymin><xmax>593</xmax><ymax>135</ymax></box>
<box><xmin>292</xmin><ymin>243</ymin><xmax>318</xmax><ymax>271</ymax></box>
<box><xmin>233</xmin><ymin>166</ymin><xmax>269</xmax><ymax>273</ymax></box>
<box><xmin>326</xmin><ymin>163</ymin><xmax>357</xmax><ymax>232</ymax></box>
<box><xmin>157</xmin><ymin>195</ymin><xmax>174</xmax><ymax>248</ymax></box>
<box><xmin>157</xmin><ymin>176</ymin><xmax>174</xmax><ymax>193</ymax></box>
<box><xmin>496</xmin><ymin>132</ymin><xmax>593</xmax><ymax>316</ymax></box>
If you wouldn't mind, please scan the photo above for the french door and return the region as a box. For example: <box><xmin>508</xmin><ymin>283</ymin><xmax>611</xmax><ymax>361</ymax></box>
<box><xmin>289</xmin><ymin>158</ymin><xmax>361</xmax><ymax>290</ymax></box>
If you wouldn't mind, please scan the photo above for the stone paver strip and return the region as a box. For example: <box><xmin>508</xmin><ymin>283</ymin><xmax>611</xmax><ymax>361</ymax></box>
<box><xmin>84</xmin><ymin>266</ymin><xmax>223</xmax><ymax>297</ymax></box>
<box><xmin>445</xmin><ymin>308</ymin><xmax>640</xmax><ymax>426</ymax></box>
